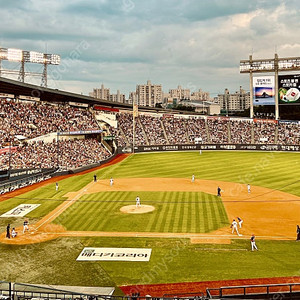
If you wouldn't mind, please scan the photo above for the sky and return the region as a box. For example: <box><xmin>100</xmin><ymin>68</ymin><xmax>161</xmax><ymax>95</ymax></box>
<box><xmin>0</xmin><ymin>0</ymin><xmax>299</xmax><ymax>98</ymax></box>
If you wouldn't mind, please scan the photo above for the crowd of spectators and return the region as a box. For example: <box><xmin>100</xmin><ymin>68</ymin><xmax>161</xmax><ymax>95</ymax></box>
<box><xmin>116</xmin><ymin>113</ymin><xmax>147</xmax><ymax>146</ymax></box>
<box><xmin>277</xmin><ymin>122</ymin><xmax>300</xmax><ymax>145</ymax></box>
<box><xmin>110</xmin><ymin>112</ymin><xmax>299</xmax><ymax>147</ymax></box>
<box><xmin>230</xmin><ymin>120</ymin><xmax>252</xmax><ymax>144</ymax></box>
<box><xmin>207</xmin><ymin>119</ymin><xmax>229</xmax><ymax>144</ymax></box>
<box><xmin>0</xmin><ymin>138</ymin><xmax>111</xmax><ymax>171</ymax></box>
<box><xmin>0</xmin><ymin>98</ymin><xmax>99</xmax><ymax>148</ymax></box>
<box><xmin>139</xmin><ymin>115</ymin><xmax>167</xmax><ymax>145</ymax></box>
<box><xmin>186</xmin><ymin>117</ymin><xmax>208</xmax><ymax>144</ymax></box>
<box><xmin>1</xmin><ymin>100</ymin><xmax>299</xmax><ymax>175</ymax></box>
<box><xmin>253</xmin><ymin>121</ymin><xmax>277</xmax><ymax>144</ymax></box>
<box><xmin>162</xmin><ymin>117</ymin><xmax>189</xmax><ymax>144</ymax></box>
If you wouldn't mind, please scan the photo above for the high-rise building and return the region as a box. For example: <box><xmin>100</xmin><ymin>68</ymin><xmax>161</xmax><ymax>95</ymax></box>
<box><xmin>109</xmin><ymin>90</ymin><xmax>125</xmax><ymax>103</ymax></box>
<box><xmin>190</xmin><ymin>89</ymin><xmax>210</xmax><ymax>101</ymax></box>
<box><xmin>169</xmin><ymin>85</ymin><xmax>190</xmax><ymax>100</ymax></box>
<box><xmin>128</xmin><ymin>91</ymin><xmax>137</xmax><ymax>105</ymax></box>
<box><xmin>218</xmin><ymin>86</ymin><xmax>250</xmax><ymax>112</ymax></box>
<box><xmin>89</xmin><ymin>84</ymin><xmax>110</xmax><ymax>101</ymax></box>
<box><xmin>136</xmin><ymin>80</ymin><xmax>162</xmax><ymax>107</ymax></box>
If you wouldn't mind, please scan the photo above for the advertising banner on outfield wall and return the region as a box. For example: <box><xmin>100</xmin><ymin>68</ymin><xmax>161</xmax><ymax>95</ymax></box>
<box><xmin>77</xmin><ymin>247</ymin><xmax>152</xmax><ymax>261</ymax></box>
<box><xmin>278</xmin><ymin>74</ymin><xmax>300</xmax><ymax>104</ymax></box>
<box><xmin>253</xmin><ymin>76</ymin><xmax>275</xmax><ymax>105</ymax></box>
<box><xmin>131</xmin><ymin>144</ymin><xmax>300</xmax><ymax>153</ymax></box>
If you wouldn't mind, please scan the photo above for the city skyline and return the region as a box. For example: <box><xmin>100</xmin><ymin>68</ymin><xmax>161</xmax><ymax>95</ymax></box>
<box><xmin>0</xmin><ymin>0</ymin><xmax>299</xmax><ymax>97</ymax></box>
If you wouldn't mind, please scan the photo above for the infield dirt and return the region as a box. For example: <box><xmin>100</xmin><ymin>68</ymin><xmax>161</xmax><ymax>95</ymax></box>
<box><xmin>1</xmin><ymin>177</ymin><xmax>299</xmax><ymax>245</ymax></box>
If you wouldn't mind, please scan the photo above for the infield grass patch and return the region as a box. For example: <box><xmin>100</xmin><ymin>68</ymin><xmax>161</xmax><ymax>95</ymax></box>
<box><xmin>54</xmin><ymin>191</ymin><xmax>229</xmax><ymax>233</ymax></box>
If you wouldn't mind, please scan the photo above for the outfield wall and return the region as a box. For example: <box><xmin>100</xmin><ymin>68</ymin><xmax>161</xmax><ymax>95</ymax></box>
<box><xmin>129</xmin><ymin>144</ymin><xmax>300</xmax><ymax>153</ymax></box>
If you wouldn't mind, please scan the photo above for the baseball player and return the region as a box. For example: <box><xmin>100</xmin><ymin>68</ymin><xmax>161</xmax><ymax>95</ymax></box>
<box><xmin>230</xmin><ymin>219</ymin><xmax>240</xmax><ymax>236</ymax></box>
<box><xmin>11</xmin><ymin>227</ymin><xmax>17</xmax><ymax>238</ymax></box>
<box><xmin>217</xmin><ymin>186</ymin><xmax>221</xmax><ymax>197</ymax></box>
<box><xmin>250</xmin><ymin>234</ymin><xmax>258</xmax><ymax>251</ymax></box>
<box><xmin>191</xmin><ymin>174</ymin><xmax>195</xmax><ymax>183</ymax></box>
<box><xmin>247</xmin><ymin>183</ymin><xmax>251</xmax><ymax>194</ymax></box>
<box><xmin>110</xmin><ymin>178</ymin><xmax>114</xmax><ymax>186</ymax></box>
<box><xmin>55</xmin><ymin>182</ymin><xmax>59</xmax><ymax>191</ymax></box>
<box><xmin>93</xmin><ymin>174</ymin><xmax>97</xmax><ymax>182</ymax></box>
<box><xmin>136</xmin><ymin>196</ymin><xmax>141</xmax><ymax>208</ymax></box>
<box><xmin>6</xmin><ymin>224</ymin><xmax>10</xmax><ymax>239</ymax></box>
<box><xmin>237</xmin><ymin>217</ymin><xmax>243</xmax><ymax>228</ymax></box>
<box><xmin>23</xmin><ymin>220</ymin><xmax>29</xmax><ymax>233</ymax></box>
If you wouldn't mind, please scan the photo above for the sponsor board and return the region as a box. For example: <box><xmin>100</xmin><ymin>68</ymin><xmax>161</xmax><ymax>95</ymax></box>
<box><xmin>253</xmin><ymin>76</ymin><xmax>275</xmax><ymax>105</ymax></box>
<box><xmin>77</xmin><ymin>247</ymin><xmax>152</xmax><ymax>262</ymax></box>
<box><xmin>0</xmin><ymin>204</ymin><xmax>40</xmax><ymax>217</ymax></box>
<box><xmin>278</xmin><ymin>74</ymin><xmax>300</xmax><ymax>104</ymax></box>
<box><xmin>132</xmin><ymin>144</ymin><xmax>300</xmax><ymax>153</ymax></box>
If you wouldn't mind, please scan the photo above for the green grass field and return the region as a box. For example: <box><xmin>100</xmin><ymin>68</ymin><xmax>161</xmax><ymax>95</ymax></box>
<box><xmin>55</xmin><ymin>191</ymin><xmax>228</xmax><ymax>233</ymax></box>
<box><xmin>0</xmin><ymin>151</ymin><xmax>300</xmax><ymax>288</ymax></box>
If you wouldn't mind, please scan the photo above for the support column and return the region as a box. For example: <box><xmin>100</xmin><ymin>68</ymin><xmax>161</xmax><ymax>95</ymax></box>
<box><xmin>249</xmin><ymin>55</ymin><xmax>254</xmax><ymax>119</ymax></box>
<box><xmin>274</xmin><ymin>53</ymin><xmax>279</xmax><ymax>120</ymax></box>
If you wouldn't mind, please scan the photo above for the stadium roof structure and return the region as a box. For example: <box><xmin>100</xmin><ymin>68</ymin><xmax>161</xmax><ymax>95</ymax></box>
<box><xmin>0</xmin><ymin>76</ymin><xmax>133</xmax><ymax>109</ymax></box>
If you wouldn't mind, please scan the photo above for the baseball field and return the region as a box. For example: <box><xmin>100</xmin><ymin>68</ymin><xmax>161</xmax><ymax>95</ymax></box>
<box><xmin>0</xmin><ymin>151</ymin><xmax>300</xmax><ymax>294</ymax></box>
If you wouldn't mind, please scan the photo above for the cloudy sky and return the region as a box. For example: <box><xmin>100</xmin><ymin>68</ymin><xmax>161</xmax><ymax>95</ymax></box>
<box><xmin>0</xmin><ymin>0</ymin><xmax>299</xmax><ymax>97</ymax></box>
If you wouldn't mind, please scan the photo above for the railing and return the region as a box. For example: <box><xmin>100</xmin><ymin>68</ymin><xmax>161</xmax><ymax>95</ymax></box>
<box><xmin>0</xmin><ymin>282</ymin><xmax>207</xmax><ymax>300</ymax></box>
<box><xmin>206</xmin><ymin>282</ymin><xmax>300</xmax><ymax>298</ymax></box>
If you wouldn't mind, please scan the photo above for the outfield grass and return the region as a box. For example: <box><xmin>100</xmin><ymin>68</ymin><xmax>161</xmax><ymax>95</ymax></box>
<box><xmin>54</xmin><ymin>191</ymin><xmax>228</xmax><ymax>233</ymax></box>
<box><xmin>1</xmin><ymin>236</ymin><xmax>300</xmax><ymax>286</ymax></box>
<box><xmin>95</xmin><ymin>152</ymin><xmax>299</xmax><ymax>196</ymax></box>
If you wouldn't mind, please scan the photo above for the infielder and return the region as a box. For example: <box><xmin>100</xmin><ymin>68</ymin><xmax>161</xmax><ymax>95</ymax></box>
<box><xmin>250</xmin><ymin>234</ymin><xmax>258</xmax><ymax>251</ymax></box>
<box><xmin>23</xmin><ymin>220</ymin><xmax>29</xmax><ymax>233</ymax></box>
<box><xmin>247</xmin><ymin>183</ymin><xmax>251</xmax><ymax>194</ymax></box>
<box><xmin>217</xmin><ymin>186</ymin><xmax>221</xmax><ymax>197</ymax></box>
<box><xmin>237</xmin><ymin>217</ymin><xmax>243</xmax><ymax>228</ymax></box>
<box><xmin>110</xmin><ymin>178</ymin><xmax>114</xmax><ymax>186</ymax></box>
<box><xmin>191</xmin><ymin>174</ymin><xmax>195</xmax><ymax>182</ymax></box>
<box><xmin>231</xmin><ymin>219</ymin><xmax>240</xmax><ymax>236</ymax></box>
<box><xmin>136</xmin><ymin>196</ymin><xmax>141</xmax><ymax>208</ymax></box>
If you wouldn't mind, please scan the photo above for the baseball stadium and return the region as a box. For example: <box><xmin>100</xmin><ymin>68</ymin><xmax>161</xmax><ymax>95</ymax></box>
<box><xmin>0</xmin><ymin>57</ymin><xmax>300</xmax><ymax>300</ymax></box>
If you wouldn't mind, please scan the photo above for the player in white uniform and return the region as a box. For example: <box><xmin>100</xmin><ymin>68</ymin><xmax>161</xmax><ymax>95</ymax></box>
<box><xmin>110</xmin><ymin>178</ymin><xmax>114</xmax><ymax>186</ymax></box>
<box><xmin>55</xmin><ymin>182</ymin><xmax>59</xmax><ymax>191</ymax></box>
<box><xmin>251</xmin><ymin>234</ymin><xmax>258</xmax><ymax>251</ymax></box>
<box><xmin>136</xmin><ymin>196</ymin><xmax>141</xmax><ymax>208</ymax></box>
<box><xmin>191</xmin><ymin>174</ymin><xmax>195</xmax><ymax>182</ymax></box>
<box><xmin>247</xmin><ymin>184</ymin><xmax>251</xmax><ymax>194</ymax></box>
<box><xmin>23</xmin><ymin>220</ymin><xmax>29</xmax><ymax>233</ymax></box>
<box><xmin>231</xmin><ymin>219</ymin><xmax>240</xmax><ymax>236</ymax></box>
<box><xmin>11</xmin><ymin>228</ymin><xmax>17</xmax><ymax>238</ymax></box>
<box><xmin>237</xmin><ymin>217</ymin><xmax>243</xmax><ymax>228</ymax></box>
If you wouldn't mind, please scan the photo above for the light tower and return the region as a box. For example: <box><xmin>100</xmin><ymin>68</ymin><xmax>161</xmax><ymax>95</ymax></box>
<box><xmin>0</xmin><ymin>47</ymin><xmax>60</xmax><ymax>87</ymax></box>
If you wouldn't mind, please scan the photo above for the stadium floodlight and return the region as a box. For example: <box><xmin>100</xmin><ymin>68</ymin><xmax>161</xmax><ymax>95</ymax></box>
<box><xmin>7</xmin><ymin>48</ymin><xmax>23</xmax><ymax>62</ymax></box>
<box><xmin>0</xmin><ymin>47</ymin><xmax>60</xmax><ymax>65</ymax></box>
<box><xmin>0</xmin><ymin>46</ymin><xmax>60</xmax><ymax>87</ymax></box>
<box><xmin>44</xmin><ymin>53</ymin><xmax>60</xmax><ymax>65</ymax></box>
<box><xmin>29</xmin><ymin>51</ymin><xmax>44</xmax><ymax>64</ymax></box>
<box><xmin>0</xmin><ymin>48</ymin><xmax>8</xmax><ymax>60</ymax></box>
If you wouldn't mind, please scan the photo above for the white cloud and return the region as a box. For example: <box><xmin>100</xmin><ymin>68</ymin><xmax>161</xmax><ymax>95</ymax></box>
<box><xmin>0</xmin><ymin>0</ymin><xmax>299</xmax><ymax>97</ymax></box>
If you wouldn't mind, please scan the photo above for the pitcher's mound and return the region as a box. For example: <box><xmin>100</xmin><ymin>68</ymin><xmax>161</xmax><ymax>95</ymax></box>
<box><xmin>120</xmin><ymin>205</ymin><xmax>155</xmax><ymax>214</ymax></box>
